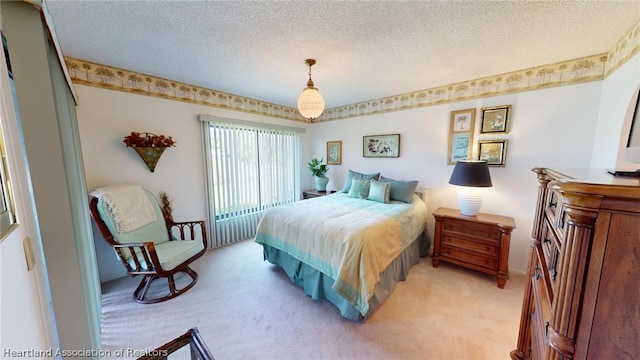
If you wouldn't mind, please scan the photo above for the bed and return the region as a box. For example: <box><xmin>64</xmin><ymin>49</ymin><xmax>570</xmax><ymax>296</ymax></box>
<box><xmin>254</xmin><ymin>179</ymin><xmax>429</xmax><ymax>322</ymax></box>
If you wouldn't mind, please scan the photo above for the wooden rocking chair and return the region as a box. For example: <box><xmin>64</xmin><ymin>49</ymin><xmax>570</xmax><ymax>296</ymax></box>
<box><xmin>89</xmin><ymin>184</ymin><xmax>207</xmax><ymax>304</ymax></box>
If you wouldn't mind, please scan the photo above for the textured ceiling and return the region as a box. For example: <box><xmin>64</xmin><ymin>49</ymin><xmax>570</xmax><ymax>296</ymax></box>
<box><xmin>44</xmin><ymin>1</ymin><xmax>640</xmax><ymax>110</ymax></box>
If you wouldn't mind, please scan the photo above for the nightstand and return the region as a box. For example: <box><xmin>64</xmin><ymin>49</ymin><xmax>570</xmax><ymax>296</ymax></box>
<box><xmin>302</xmin><ymin>189</ymin><xmax>336</xmax><ymax>199</ymax></box>
<box><xmin>432</xmin><ymin>207</ymin><xmax>515</xmax><ymax>288</ymax></box>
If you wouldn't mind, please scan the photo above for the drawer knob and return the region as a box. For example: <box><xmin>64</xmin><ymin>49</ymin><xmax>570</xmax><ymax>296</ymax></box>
<box><xmin>534</xmin><ymin>265</ymin><xmax>542</xmax><ymax>280</ymax></box>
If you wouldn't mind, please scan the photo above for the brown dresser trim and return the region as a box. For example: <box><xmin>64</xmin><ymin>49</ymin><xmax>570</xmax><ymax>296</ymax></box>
<box><xmin>510</xmin><ymin>167</ymin><xmax>640</xmax><ymax>360</ymax></box>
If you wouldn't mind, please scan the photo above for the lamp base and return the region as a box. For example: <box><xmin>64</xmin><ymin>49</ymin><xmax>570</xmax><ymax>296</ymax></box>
<box><xmin>458</xmin><ymin>187</ymin><xmax>483</xmax><ymax>216</ymax></box>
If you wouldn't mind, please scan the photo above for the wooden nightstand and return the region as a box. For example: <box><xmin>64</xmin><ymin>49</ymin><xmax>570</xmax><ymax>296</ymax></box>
<box><xmin>432</xmin><ymin>207</ymin><xmax>515</xmax><ymax>288</ymax></box>
<box><xmin>302</xmin><ymin>189</ymin><xmax>337</xmax><ymax>199</ymax></box>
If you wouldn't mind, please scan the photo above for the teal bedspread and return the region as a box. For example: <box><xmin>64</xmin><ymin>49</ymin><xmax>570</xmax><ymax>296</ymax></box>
<box><xmin>255</xmin><ymin>192</ymin><xmax>427</xmax><ymax>317</ymax></box>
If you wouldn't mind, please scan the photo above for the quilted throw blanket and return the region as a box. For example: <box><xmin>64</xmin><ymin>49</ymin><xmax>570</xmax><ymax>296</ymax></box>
<box><xmin>90</xmin><ymin>184</ymin><xmax>157</xmax><ymax>234</ymax></box>
<box><xmin>255</xmin><ymin>192</ymin><xmax>427</xmax><ymax>316</ymax></box>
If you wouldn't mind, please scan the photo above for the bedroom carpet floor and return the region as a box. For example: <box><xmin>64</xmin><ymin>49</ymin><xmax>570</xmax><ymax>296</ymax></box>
<box><xmin>100</xmin><ymin>238</ymin><xmax>525</xmax><ymax>360</ymax></box>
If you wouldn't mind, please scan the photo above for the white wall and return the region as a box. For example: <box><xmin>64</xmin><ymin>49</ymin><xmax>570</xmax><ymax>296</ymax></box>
<box><xmin>0</xmin><ymin>32</ymin><xmax>51</xmax><ymax>355</ymax></box>
<box><xmin>76</xmin><ymin>85</ymin><xmax>313</xmax><ymax>281</ymax></box>
<box><xmin>2</xmin><ymin>1</ymin><xmax>100</xmax><ymax>353</ymax></box>
<box><xmin>76</xmin><ymin>56</ymin><xmax>640</xmax><ymax>280</ymax></box>
<box><xmin>311</xmin><ymin>82</ymin><xmax>603</xmax><ymax>273</ymax></box>
<box><xmin>591</xmin><ymin>52</ymin><xmax>640</xmax><ymax>169</ymax></box>
<box><xmin>78</xmin><ymin>79</ymin><xmax>608</xmax><ymax>278</ymax></box>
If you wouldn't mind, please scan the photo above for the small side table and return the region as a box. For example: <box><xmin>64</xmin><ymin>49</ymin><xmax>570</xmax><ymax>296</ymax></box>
<box><xmin>302</xmin><ymin>189</ymin><xmax>336</xmax><ymax>199</ymax></box>
<box><xmin>432</xmin><ymin>207</ymin><xmax>515</xmax><ymax>288</ymax></box>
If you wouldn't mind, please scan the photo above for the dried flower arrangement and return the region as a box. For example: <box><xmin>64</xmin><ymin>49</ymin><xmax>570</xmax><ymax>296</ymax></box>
<box><xmin>159</xmin><ymin>191</ymin><xmax>174</xmax><ymax>224</ymax></box>
<box><xmin>123</xmin><ymin>131</ymin><xmax>176</xmax><ymax>147</ymax></box>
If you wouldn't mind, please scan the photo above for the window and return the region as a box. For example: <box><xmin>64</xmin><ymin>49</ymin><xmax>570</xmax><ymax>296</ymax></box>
<box><xmin>200</xmin><ymin>116</ymin><xmax>301</xmax><ymax>247</ymax></box>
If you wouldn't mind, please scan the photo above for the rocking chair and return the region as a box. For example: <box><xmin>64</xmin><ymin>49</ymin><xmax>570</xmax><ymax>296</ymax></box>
<box><xmin>89</xmin><ymin>184</ymin><xmax>207</xmax><ymax>304</ymax></box>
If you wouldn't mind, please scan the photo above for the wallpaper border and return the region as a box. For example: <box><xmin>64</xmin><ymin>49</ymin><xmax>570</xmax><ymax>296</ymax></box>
<box><xmin>64</xmin><ymin>20</ymin><xmax>640</xmax><ymax>123</ymax></box>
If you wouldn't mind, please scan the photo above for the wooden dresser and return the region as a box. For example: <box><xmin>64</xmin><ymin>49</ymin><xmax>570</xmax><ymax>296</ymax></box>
<box><xmin>511</xmin><ymin>168</ymin><xmax>640</xmax><ymax>360</ymax></box>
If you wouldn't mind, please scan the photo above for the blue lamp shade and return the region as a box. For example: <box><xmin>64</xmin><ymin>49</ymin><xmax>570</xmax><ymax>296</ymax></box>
<box><xmin>449</xmin><ymin>160</ymin><xmax>492</xmax><ymax>216</ymax></box>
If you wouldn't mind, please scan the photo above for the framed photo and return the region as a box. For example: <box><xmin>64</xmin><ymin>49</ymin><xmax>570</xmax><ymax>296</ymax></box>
<box><xmin>448</xmin><ymin>108</ymin><xmax>476</xmax><ymax>165</ymax></box>
<box><xmin>480</xmin><ymin>105</ymin><xmax>512</xmax><ymax>134</ymax></box>
<box><xmin>363</xmin><ymin>134</ymin><xmax>400</xmax><ymax>158</ymax></box>
<box><xmin>326</xmin><ymin>140</ymin><xmax>342</xmax><ymax>165</ymax></box>
<box><xmin>478</xmin><ymin>139</ymin><xmax>508</xmax><ymax>167</ymax></box>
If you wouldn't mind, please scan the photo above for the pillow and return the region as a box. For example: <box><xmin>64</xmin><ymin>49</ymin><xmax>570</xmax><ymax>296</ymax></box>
<box><xmin>341</xmin><ymin>170</ymin><xmax>381</xmax><ymax>193</ymax></box>
<box><xmin>347</xmin><ymin>178</ymin><xmax>371</xmax><ymax>199</ymax></box>
<box><xmin>368</xmin><ymin>179</ymin><xmax>391</xmax><ymax>204</ymax></box>
<box><xmin>379</xmin><ymin>176</ymin><xmax>418</xmax><ymax>203</ymax></box>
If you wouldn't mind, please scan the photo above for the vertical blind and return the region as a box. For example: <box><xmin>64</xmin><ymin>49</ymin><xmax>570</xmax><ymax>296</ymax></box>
<box><xmin>200</xmin><ymin>116</ymin><xmax>301</xmax><ymax>247</ymax></box>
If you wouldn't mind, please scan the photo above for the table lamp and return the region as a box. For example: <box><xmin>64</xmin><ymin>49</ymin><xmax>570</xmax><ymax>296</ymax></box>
<box><xmin>448</xmin><ymin>160</ymin><xmax>492</xmax><ymax>216</ymax></box>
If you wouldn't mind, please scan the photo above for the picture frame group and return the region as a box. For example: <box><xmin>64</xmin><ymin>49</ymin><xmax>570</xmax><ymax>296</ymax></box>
<box><xmin>448</xmin><ymin>104</ymin><xmax>512</xmax><ymax>167</ymax></box>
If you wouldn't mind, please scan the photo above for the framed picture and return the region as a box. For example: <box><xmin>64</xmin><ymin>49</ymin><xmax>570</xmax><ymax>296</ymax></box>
<box><xmin>363</xmin><ymin>134</ymin><xmax>400</xmax><ymax>158</ymax></box>
<box><xmin>478</xmin><ymin>139</ymin><xmax>508</xmax><ymax>167</ymax></box>
<box><xmin>326</xmin><ymin>140</ymin><xmax>342</xmax><ymax>165</ymax></box>
<box><xmin>480</xmin><ymin>105</ymin><xmax>512</xmax><ymax>134</ymax></box>
<box><xmin>448</xmin><ymin>108</ymin><xmax>476</xmax><ymax>165</ymax></box>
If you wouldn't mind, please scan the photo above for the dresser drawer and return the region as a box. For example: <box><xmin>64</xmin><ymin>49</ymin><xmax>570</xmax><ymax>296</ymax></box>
<box><xmin>544</xmin><ymin>188</ymin><xmax>561</xmax><ymax>225</ymax></box>
<box><xmin>531</xmin><ymin>253</ymin><xmax>552</xmax><ymax>359</ymax></box>
<box><xmin>530</xmin><ymin>311</ymin><xmax>545</xmax><ymax>360</ymax></box>
<box><xmin>441</xmin><ymin>244</ymin><xmax>498</xmax><ymax>270</ymax></box>
<box><xmin>442</xmin><ymin>220</ymin><xmax>501</xmax><ymax>244</ymax></box>
<box><xmin>540</xmin><ymin>221</ymin><xmax>561</xmax><ymax>297</ymax></box>
<box><xmin>442</xmin><ymin>235</ymin><xmax>499</xmax><ymax>257</ymax></box>
<box><xmin>544</xmin><ymin>188</ymin><xmax>572</xmax><ymax>238</ymax></box>
<box><xmin>531</xmin><ymin>261</ymin><xmax>552</xmax><ymax>324</ymax></box>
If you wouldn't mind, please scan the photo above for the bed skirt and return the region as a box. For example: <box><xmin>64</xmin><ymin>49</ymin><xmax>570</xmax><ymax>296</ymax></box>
<box><xmin>261</xmin><ymin>232</ymin><xmax>430</xmax><ymax>322</ymax></box>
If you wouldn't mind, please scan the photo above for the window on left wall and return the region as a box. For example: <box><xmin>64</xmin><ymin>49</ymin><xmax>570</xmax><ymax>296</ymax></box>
<box><xmin>0</xmin><ymin>32</ymin><xmax>18</xmax><ymax>241</ymax></box>
<box><xmin>202</xmin><ymin>119</ymin><xmax>301</xmax><ymax>247</ymax></box>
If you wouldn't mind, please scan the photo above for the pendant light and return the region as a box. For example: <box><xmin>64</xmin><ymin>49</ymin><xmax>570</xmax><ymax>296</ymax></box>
<box><xmin>297</xmin><ymin>58</ymin><xmax>325</xmax><ymax>121</ymax></box>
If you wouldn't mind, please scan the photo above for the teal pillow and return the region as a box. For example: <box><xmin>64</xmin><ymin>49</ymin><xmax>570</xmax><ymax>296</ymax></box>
<box><xmin>368</xmin><ymin>179</ymin><xmax>391</xmax><ymax>204</ymax></box>
<box><xmin>341</xmin><ymin>170</ymin><xmax>380</xmax><ymax>193</ymax></box>
<box><xmin>379</xmin><ymin>176</ymin><xmax>418</xmax><ymax>203</ymax></box>
<box><xmin>347</xmin><ymin>178</ymin><xmax>371</xmax><ymax>199</ymax></box>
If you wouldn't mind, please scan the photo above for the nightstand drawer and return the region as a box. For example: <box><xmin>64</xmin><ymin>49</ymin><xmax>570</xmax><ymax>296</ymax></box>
<box><xmin>442</xmin><ymin>235</ymin><xmax>499</xmax><ymax>257</ymax></box>
<box><xmin>441</xmin><ymin>244</ymin><xmax>498</xmax><ymax>269</ymax></box>
<box><xmin>442</xmin><ymin>220</ymin><xmax>501</xmax><ymax>244</ymax></box>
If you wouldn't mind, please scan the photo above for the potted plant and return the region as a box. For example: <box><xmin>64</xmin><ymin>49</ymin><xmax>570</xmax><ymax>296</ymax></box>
<box><xmin>308</xmin><ymin>157</ymin><xmax>329</xmax><ymax>191</ymax></box>
<box><xmin>123</xmin><ymin>131</ymin><xmax>176</xmax><ymax>172</ymax></box>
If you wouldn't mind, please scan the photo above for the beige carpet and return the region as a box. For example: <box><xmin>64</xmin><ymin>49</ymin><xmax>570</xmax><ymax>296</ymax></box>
<box><xmin>100</xmin><ymin>239</ymin><xmax>525</xmax><ymax>360</ymax></box>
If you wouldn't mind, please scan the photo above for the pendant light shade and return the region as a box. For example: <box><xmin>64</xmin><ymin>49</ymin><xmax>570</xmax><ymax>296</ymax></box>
<box><xmin>297</xmin><ymin>59</ymin><xmax>325</xmax><ymax>121</ymax></box>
